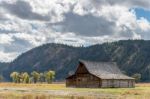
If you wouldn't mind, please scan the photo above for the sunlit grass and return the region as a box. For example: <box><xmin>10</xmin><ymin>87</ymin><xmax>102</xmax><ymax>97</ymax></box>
<box><xmin>0</xmin><ymin>83</ymin><xmax>66</xmax><ymax>90</ymax></box>
<box><xmin>0</xmin><ymin>83</ymin><xmax>149</xmax><ymax>99</ymax></box>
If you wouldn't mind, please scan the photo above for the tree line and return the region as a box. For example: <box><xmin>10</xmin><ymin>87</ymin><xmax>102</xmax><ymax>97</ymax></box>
<box><xmin>10</xmin><ymin>70</ymin><xmax>55</xmax><ymax>84</ymax></box>
<box><xmin>9</xmin><ymin>71</ymin><xmax>142</xmax><ymax>83</ymax></box>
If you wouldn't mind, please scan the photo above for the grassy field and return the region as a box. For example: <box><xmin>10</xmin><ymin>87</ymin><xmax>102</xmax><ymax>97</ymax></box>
<box><xmin>0</xmin><ymin>83</ymin><xmax>149</xmax><ymax>99</ymax></box>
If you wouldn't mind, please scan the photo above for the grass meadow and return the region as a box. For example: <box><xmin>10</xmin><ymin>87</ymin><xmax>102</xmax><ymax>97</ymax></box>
<box><xmin>0</xmin><ymin>83</ymin><xmax>149</xmax><ymax>99</ymax></box>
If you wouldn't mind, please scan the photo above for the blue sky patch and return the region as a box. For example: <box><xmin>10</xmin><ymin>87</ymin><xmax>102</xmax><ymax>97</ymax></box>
<box><xmin>135</xmin><ymin>8</ymin><xmax>150</xmax><ymax>21</ymax></box>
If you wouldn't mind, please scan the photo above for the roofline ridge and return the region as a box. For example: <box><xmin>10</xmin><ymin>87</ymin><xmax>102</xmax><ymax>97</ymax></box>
<box><xmin>79</xmin><ymin>59</ymin><xmax>117</xmax><ymax>64</ymax></box>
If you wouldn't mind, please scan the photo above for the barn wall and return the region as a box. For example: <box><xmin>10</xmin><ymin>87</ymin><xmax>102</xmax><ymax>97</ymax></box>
<box><xmin>66</xmin><ymin>64</ymin><xmax>102</xmax><ymax>88</ymax></box>
<box><xmin>67</xmin><ymin>78</ymin><xmax>135</xmax><ymax>88</ymax></box>
<box><xmin>66</xmin><ymin>77</ymin><xmax>76</xmax><ymax>87</ymax></box>
<box><xmin>67</xmin><ymin>63</ymin><xmax>101</xmax><ymax>88</ymax></box>
<box><xmin>66</xmin><ymin>74</ymin><xmax>101</xmax><ymax>88</ymax></box>
<box><xmin>76</xmin><ymin>74</ymin><xmax>100</xmax><ymax>88</ymax></box>
<box><xmin>101</xmin><ymin>79</ymin><xmax>135</xmax><ymax>88</ymax></box>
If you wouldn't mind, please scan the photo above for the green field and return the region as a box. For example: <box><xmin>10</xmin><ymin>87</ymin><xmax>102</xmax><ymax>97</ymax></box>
<box><xmin>0</xmin><ymin>83</ymin><xmax>149</xmax><ymax>99</ymax></box>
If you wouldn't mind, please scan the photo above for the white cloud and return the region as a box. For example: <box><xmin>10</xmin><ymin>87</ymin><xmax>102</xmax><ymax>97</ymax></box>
<box><xmin>0</xmin><ymin>0</ymin><xmax>150</xmax><ymax>62</ymax></box>
<box><xmin>138</xmin><ymin>18</ymin><xmax>150</xmax><ymax>31</ymax></box>
<box><xmin>0</xmin><ymin>34</ymin><xmax>13</xmax><ymax>44</ymax></box>
<box><xmin>0</xmin><ymin>51</ymin><xmax>18</xmax><ymax>62</ymax></box>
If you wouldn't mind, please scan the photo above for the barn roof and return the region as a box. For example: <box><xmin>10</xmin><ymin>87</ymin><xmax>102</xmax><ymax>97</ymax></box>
<box><xmin>79</xmin><ymin>60</ymin><xmax>134</xmax><ymax>80</ymax></box>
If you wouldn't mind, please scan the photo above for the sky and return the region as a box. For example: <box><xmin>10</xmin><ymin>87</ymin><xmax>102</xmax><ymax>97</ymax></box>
<box><xmin>0</xmin><ymin>0</ymin><xmax>150</xmax><ymax>62</ymax></box>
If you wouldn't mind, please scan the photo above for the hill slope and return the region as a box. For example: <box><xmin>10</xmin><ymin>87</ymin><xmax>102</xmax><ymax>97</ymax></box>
<box><xmin>4</xmin><ymin>40</ymin><xmax>150</xmax><ymax>81</ymax></box>
<box><xmin>0</xmin><ymin>62</ymin><xmax>9</xmax><ymax>73</ymax></box>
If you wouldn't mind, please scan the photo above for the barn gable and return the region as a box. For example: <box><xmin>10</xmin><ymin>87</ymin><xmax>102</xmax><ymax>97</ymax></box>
<box><xmin>75</xmin><ymin>62</ymin><xmax>89</xmax><ymax>74</ymax></box>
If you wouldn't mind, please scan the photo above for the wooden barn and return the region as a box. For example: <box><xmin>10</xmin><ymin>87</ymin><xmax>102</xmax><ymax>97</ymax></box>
<box><xmin>66</xmin><ymin>60</ymin><xmax>135</xmax><ymax>88</ymax></box>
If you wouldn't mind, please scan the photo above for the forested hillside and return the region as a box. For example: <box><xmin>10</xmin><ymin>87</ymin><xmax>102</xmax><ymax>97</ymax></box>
<box><xmin>3</xmin><ymin>40</ymin><xmax>150</xmax><ymax>82</ymax></box>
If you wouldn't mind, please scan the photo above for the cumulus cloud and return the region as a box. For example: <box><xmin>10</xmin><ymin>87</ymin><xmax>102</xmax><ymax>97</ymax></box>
<box><xmin>0</xmin><ymin>0</ymin><xmax>150</xmax><ymax>62</ymax></box>
<box><xmin>51</xmin><ymin>12</ymin><xmax>117</xmax><ymax>36</ymax></box>
<box><xmin>0</xmin><ymin>51</ymin><xmax>18</xmax><ymax>62</ymax></box>
<box><xmin>79</xmin><ymin>0</ymin><xmax>150</xmax><ymax>10</ymax></box>
<box><xmin>0</xmin><ymin>34</ymin><xmax>13</xmax><ymax>44</ymax></box>
<box><xmin>1</xmin><ymin>1</ymin><xmax>51</xmax><ymax>21</ymax></box>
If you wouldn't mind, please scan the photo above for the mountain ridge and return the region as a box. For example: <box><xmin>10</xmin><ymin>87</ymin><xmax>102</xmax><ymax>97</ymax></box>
<box><xmin>3</xmin><ymin>40</ymin><xmax>150</xmax><ymax>82</ymax></box>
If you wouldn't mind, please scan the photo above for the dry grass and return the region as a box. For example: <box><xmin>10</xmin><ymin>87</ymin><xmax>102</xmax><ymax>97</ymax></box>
<box><xmin>0</xmin><ymin>83</ymin><xmax>149</xmax><ymax>99</ymax></box>
<box><xmin>0</xmin><ymin>83</ymin><xmax>66</xmax><ymax>90</ymax></box>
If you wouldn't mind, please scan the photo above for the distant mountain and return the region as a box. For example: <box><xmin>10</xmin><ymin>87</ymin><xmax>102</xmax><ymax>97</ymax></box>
<box><xmin>0</xmin><ymin>62</ymin><xmax>9</xmax><ymax>71</ymax></box>
<box><xmin>0</xmin><ymin>62</ymin><xmax>9</xmax><ymax>80</ymax></box>
<box><xmin>3</xmin><ymin>40</ymin><xmax>150</xmax><ymax>82</ymax></box>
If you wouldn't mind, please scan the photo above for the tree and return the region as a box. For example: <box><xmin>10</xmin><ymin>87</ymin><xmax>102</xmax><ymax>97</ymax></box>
<box><xmin>132</xmin><ymin>73</ymin><xmax>141</xmax><ymax>83</ymax></box>
<box><xmin>39</xmin><ymin>73</ymin><xmax>45</xmax><ymax>83</ymax></box>
<box><xmin>22</xmin><ymin>72</ymin><xmax>30</xmax><ymax>83</ymax></box>
<box><xmin>18</xmin><ymin>73</ymin><xmax>23</xmax><ymax>83</ymax></box>
<box><xmin>45</xmin><ymin>70</ymin><xmax>55</xmax><ymax>84</ymax></box>
<box><xmin>31</xmin><ymin>71</ymin><xmax>40</xmax><ymax>83</ymax></box>
<box><xmin>10</xmin><ymin>72</ymin><xmax>20</xmax><ymax>83</ymax></box>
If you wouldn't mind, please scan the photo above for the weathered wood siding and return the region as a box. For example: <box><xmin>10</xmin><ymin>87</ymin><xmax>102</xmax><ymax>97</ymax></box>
<box><xmin>66</xmin><ymin>75</ymin><xmax>76</xmax><ymax>87</ymax></box>
<box><xmin>66</xmin><ymin>62</ymin><xmax>135</xmax><ymax>88</ymax></box>
<box><xmin>76</xmin><ymin>74</ymin><xmax>100</xmax><ymax>88</ymax></box>
<box><xmin>66</xmin><ymin>63</ymin><xmax>101</xmax><ymax>88</ymax></box>
<box><xmin>101</xmin><ymin>79</ymin><xmax>135</xmax><ymax>88</ymax></box>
